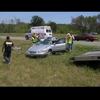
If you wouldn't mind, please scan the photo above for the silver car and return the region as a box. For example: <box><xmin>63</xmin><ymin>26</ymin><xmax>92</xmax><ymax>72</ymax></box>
<box><xmin>26</xmin><ymin>38</ymin><xmax>67</xmax><ymax>57</ymax></box>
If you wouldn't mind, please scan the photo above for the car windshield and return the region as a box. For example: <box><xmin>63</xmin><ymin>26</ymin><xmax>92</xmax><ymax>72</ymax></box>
<box><xmin>36</xmin><ymin>39</ymin><xmax>51</xmax><ymax>45</ymax></box>
<box><xmin>88</xmin><ymin>33</ymin><xmax>92</xmax><ymax>36</ymax></box>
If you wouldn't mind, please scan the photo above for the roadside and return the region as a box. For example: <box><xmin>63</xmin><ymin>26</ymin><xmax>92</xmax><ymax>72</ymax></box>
<box><xmin>0</xmin><ymin>36</ymin><xmax>100</xmax><ymax>46</ymax></box>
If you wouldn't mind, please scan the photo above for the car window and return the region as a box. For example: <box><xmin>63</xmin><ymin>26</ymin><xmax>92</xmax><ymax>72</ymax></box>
<box><xmin>49</xmin><ymin>30</ymin><xmax>51</xmax><ymax>32</ymax></box>
<box><xmin>90</xmin><ymin>34</ymin><xmax>92</xmax><ymax>36</ymax></box>
<box><xmin>55</xmin><ymin>38</ymin><xmax>66</xmax><ymax>44</ymax></box>
<box><xmin>35</xmin><ymin>41</ymin><xmax>42</xmax><ymax>45</ymax></box>
<box><xmin>37</xmin><ymin>40</ymin><xmax>51</xmax><ymax>45</ymax></box>
<box><xmin>28</xmin><ymin>30</ymin><xmax>31</xmax><ymax>33</ymax></box>
<box><xmin>46</xmin><ymin>29</ymin><xmax>50</xmax><ymax>32</ymax></box>
<box><xmin>46</xmin><ymin>29</ymin><xmax>52</xmax><ymax>33</ymax></box>
<box><xmin>82</xmin><ymin>34</ymin><xmax>86</xmax><ymax>36</ymax></box>
<box><xmin>46</xmin><ymin>37</ymin><xmax>52</xmax><ymax>40</ymax></box>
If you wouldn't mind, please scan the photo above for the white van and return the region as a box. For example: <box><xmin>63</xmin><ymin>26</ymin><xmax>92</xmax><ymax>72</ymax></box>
<box><xmin>25</xmin><ymin>26</ymin><xmax>52</xmax><ymax>40</ymax></box>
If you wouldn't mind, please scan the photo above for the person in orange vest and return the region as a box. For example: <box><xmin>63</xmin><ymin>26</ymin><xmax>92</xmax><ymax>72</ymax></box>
<box><xmin>66</xmin><ymin>33</ymin><xmax>72</xmax><ymax>52</ymax></box>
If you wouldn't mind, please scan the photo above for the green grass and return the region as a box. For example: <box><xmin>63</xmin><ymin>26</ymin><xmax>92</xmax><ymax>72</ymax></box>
<box><xmin>0</xmin><ymin>33</ymin><xmax>25</xmax><ymax>37</ymax></box>
<box><xmin>0</xmin><ymin>33</ymin><xmax>100</xmax><ymax>86</ymax></box>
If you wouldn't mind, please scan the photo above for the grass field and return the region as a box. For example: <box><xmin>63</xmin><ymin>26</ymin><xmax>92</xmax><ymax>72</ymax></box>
<box><xmin>0</xmin><ymin>33</ymin><xmax>100</xmax><ymax>86</ymax></box>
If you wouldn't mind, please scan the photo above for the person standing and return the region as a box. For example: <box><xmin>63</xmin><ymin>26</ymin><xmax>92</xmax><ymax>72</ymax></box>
<box><xmin>2</xmin><ymin>36</ymin><xmax>14</xmax><ymax>64</ymax></box>
<box><xmin>37</xmin><ymin>33</ymin><xmax>41</xmax><ymax>42</ymax></box>
<box><xmin>35</xmin><ymin>33</ymin><xmax>39</xmax><ymax>42</ymax></box>
<box><xmin>31</xmin><ymin>33</ymin><xmax>36</xmax><ymax>44</ymax></box>
<box><xmin>66</xmin><ymin>33</ymin><xmax>72</xmax><ymax>52</ymax></box>
<box><xmin>70</xmin><ymin>33</ymin><xmax>75</xmax><ymax>51</ymax></box>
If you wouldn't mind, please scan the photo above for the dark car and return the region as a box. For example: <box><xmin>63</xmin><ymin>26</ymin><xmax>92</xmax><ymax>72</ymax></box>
<box><xmin>74</xmin><ymin>33</ymin><xmax>99</xmax><ymax>42</ymax></box>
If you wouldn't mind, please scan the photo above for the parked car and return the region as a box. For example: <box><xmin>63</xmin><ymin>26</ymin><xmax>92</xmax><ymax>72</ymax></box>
<box><xmin>26</xmin><ymin>37</ymin><xmax>67</xmax><ymax>57</ymax></box>
<box><xmin>74</xmin><ymin>33</ymin><xmax>99</xmax><ymax>42</ymax></box>
<box><xmin>90</xmin><ymin>32</ymin><xmax>98</xmax><ymax>35</ymax></box>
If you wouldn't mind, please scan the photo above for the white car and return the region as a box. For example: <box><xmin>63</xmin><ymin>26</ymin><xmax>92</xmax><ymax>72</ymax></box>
<box><xmin>90</xmin><ymin>32</ymin><xmax>98</xmax><ymax>35</ymax></box>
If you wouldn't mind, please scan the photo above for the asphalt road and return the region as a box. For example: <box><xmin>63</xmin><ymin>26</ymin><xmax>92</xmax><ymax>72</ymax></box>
<box><xmin>0</xmin><ymin>36</ymin><xmax>100</xmax><ymax>47</ymax></box>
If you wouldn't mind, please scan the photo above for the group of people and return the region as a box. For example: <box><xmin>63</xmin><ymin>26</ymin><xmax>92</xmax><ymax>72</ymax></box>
<box><xmin>2</xmin><ymin>33</ymin><xmax>74</xmax><ymax>65</ymax></box>
<box><xmin>66</xmin><ymin>33</ymin><xmax>75</xmax><ymax>52</ymax></box>
<box><xmin>31</xmin><ymin>33</ymin><xmax>46</xmax><ymax>44</ymax></box>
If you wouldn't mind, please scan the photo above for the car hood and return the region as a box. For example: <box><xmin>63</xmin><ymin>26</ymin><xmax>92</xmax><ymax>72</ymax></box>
<box><xmin>27</xmin><ymin>44</ymin><xmax>50</xmax><ymax>51</ymax></box>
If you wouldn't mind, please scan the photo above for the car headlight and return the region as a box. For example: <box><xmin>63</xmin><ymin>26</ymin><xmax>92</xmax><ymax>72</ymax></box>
<box><xmin>37</xmin><ymin>49</ymin><xmax>47</xmax><ymax>53</ymax></box>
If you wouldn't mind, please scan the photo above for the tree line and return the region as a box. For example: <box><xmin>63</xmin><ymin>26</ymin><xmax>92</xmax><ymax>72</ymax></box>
<box><xmin>0</xmin><ymin>14</ymin><xmax>100</xmax><ymax>34</ymax></box>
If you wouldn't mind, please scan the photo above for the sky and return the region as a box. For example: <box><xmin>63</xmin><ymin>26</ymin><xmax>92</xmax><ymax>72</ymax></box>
<box><xmin>0</xmin><ymin>12</ymin><xmax>100</xmax><ymax>24</ymax></box>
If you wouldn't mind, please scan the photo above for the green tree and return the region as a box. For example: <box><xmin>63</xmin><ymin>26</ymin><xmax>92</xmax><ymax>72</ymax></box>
<box><xmin>96</xmin><ymin>14</ymin><xmax>100</xmax><ymax>33</ymax></box>
<box><xmin>71</xmin><ymin>15</ymin><xmax>86</xmax><ymax>33</ymax></box>
<box><xmin>30</xmin><ymin>15</ymin><xmax>45</xmax><ymax>26</ymax></box>
<box><xmin>47</xmin><ymin>21</ymin><xmax>57</xmax><ymax>32</ymax></box>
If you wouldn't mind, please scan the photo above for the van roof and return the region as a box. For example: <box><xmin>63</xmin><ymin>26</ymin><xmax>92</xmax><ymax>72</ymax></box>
<box><xmin>31</xmin><ymin>26</ymin><xmax>51</xmax><ymax>29</ymax></box>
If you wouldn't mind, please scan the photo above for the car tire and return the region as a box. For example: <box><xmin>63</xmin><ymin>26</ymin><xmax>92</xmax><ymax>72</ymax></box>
<box><xmin>25</xmin><ymin>36</ymin><xmax>29</xmax><ymax>40</ymax></box>
<box><xmin>86</xmin><ymin>38</ymin><xmax>89</xmax><ymax>42</ymax></box>
<box><xmin>90</xmin><ymin>40</ymin><xmax>94</xmax><ymax>42</ymax></box>
<box><xmin>52</xmin><ymin>52</ymin><xmax>56</xmax><ymax>55</ymax></box>
<box><xmin>47</xmin><ymin>50</ymin><xmax>52</xmax><ymax>56</ymax></box>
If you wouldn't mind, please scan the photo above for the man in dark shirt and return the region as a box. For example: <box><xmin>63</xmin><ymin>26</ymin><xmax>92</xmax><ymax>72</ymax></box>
<box><xmin>2</xmin><ymin>36</ymin><xmax>14</xmax><ymax>64</ymax></box>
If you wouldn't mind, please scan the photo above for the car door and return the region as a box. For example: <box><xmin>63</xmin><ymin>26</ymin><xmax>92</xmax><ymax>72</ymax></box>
<box><xmin>78</xmin><ymin>34</ymin><xmax>85</xmax><ymax>40</ymax></box>
<box><xmin>52</xmin><ymin>38</ymin><xmax>67</xmax><ymax>52</ymax></box>
<box><xmin>79</xmin><ymin>34</ymin><xmax>84</xmax><ymax>40</ymax></box>
<box><xmin>77</xmin><ymin>34</ymin><xmax>82</xmax><ymax>40</ymax></box>
<box><xmin>82</xmin><ymin>34</ymin><xmax>87</xmax><ymax>40</ymax></box>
